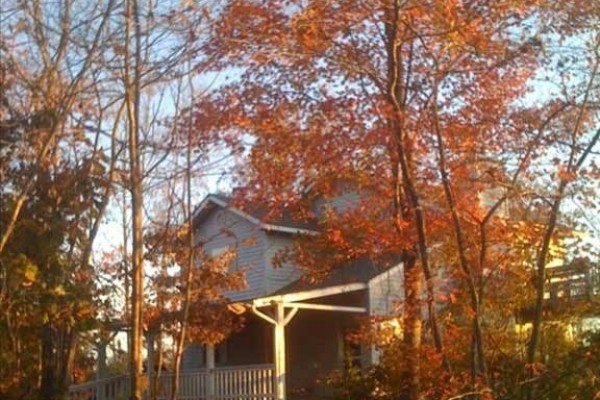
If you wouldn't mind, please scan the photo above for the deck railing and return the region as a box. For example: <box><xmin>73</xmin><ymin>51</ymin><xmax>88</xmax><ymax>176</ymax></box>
<box><xmin>69</xmin><ymin>364</ymin><xmax>275</xmax><ymax>400</ymax></box>
<box><xmin>546</xmin><ymin>263</ymin><xmax>599</xmax><ymax>302</ymax></box>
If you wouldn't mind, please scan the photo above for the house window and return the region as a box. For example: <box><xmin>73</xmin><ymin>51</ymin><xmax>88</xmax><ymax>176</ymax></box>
<box><xmin>338</xmin><ymin>329</ymin><xmax>362</xmax><ymax>370</ymax></box>
<box><xmin>209</xmin><ymin>246</ymin><xmax>237</xmax><ymax>271</ymax></box>
<box><xmin>344</xmin><ymin>340</ymin><xmax>362</xmax><ymax>370</ymax></box>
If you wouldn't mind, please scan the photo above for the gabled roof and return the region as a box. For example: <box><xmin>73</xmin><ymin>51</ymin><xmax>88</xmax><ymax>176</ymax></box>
<box><xmin>192</xmin><ymin>193</ymin><xmax>318</xmax><ymax>235</ymax></box>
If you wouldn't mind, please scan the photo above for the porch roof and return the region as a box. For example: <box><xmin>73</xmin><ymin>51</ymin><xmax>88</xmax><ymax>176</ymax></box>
<box><xmin>242</xmin><ymin>256</ymin><xmax>401</xmax><ymax>308</ymax></box>
<box><xmin>272</xmin><ymin>256</ymin><xmax>386</xmax><ymax>296</ymax></box>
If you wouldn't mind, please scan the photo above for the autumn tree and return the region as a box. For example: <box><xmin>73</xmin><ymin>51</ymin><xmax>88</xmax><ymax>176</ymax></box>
<box><xmin>144</xmin><ymin>207</ymin><xmax>246</xmax><ymax>400</ymax></box>
<box><xmin>0</xmin><ymin>0</ymin><xmax>204</xmax><ymax>397</ymax></box>
<box><xmin>134</xmin><ymin>66</ymin><xmax>249</xmax><ymax>398</ymax></box>
<box><xmin>105</xmin><ymin>1</ymin><xmax>217</xmax><ymax>396</ymax></box>
<box><xmin>0</xmin><ymin>1</ymin><xmax>124</xmax><ymax>398</ymax></box>
<box><xmin>192</xmin><ymin>1</ymin><xmax>599</xmax><ymax>399</ymax></box>
<box><xmin>2</xmin><ymin>1</ymin><xmax>246</xmax><ymax>399</ymax></box>
<box><xmin>0</xmin><ymin>0</ymin><xmax>116</xmax><ymax>254</ymax></box>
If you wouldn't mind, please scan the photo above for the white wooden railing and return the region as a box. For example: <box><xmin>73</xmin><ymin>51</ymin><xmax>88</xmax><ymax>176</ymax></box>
<box><xmin>69</xmin><ymin>364</ymin><xmax>275</xmax><ymax>400</ymax></box>
<box><xmin>70</xmin><ymin>374</ymin><xmax>129</xmax><ymax>400</ymax></box>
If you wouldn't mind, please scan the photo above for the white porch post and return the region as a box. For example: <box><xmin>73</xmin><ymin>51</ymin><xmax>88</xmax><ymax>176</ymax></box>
<box><xmin>251</xmin><ymin>296</ymin><xmax>360</xmax><ymax>400</ymax></box>
<box><xmin>206</xmin><ymin>344</ymin><xmax>215</xmax><ymax>399</ymax></box>
<box><xmin>274</xmin><ymin>302</ymin><xmax>286</xmax><ymax>400</ymax></box>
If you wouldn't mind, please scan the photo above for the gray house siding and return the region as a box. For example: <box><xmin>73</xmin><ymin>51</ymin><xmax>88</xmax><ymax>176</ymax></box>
<box><xmin>181</xmin><ymin>344</ymin><xmax>204</xmax><ymax>370</ymax></box>
<box><xmin>312</xmin><ymin>190</ymin><xmax>364</xmax><ymax>219</ymax></box>
<box><xmin>264</xmin><ymin>233</ymin><xmax>303</xmax><ymax>294</ymax></box>
<box><xmin>195</xmin><ymin>208</ymin><xmax>268</xmax><ymax>302</ymax></box>
<box><xmin>368</xmin><ymin>263</ymin><xmax>404</xmax><ymax>316</ymax></box>
<box><xmin>366</xmin><ymin>263</ymin><xmax>404</xmax><ymax>365</ymax></box>
<box><xmin>219</xmin><ymin>317</ymin><xmax>272</xmax><ymax>366</ymax></box>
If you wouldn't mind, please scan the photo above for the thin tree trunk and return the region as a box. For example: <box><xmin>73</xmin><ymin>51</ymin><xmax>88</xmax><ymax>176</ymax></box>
<box><xmin>525</xmin><ymin>185</ymin><xmax>564</xmax><ymax>400</ymax></box>
<box><xmin>39</xmin><ymin>323</ymin><xmax>74</xmax><ymax>400</ymax></box>
<box><xmin>122</xmin><ymin>189</ymin><xmax>132</xmax><ymax>358</ymax></box>
<box><xmin>171</xmin><ymin>96</ymin><xmax>197</xmax><ymax>400</ymax></box>
<box><xmin>385</xmin><ymin>3</ymin><xmax>448</xmax><ymax>398</ymax></box>
<box><xmin>526</xmin><ymin>49</ymin><xmax>599</xmax><ymax>398</ymax></box>
<box><xmin>124</xmin><ymin>0</ymin><xmax>144</xmax><ymax>397</ymax></box>
<box><xmin>402</xmin><ymin>255</ymin><xmax>422</xmax><ymax>400</ymax></box>
<box><xmin>151</xmin><ymin>323</ymin><xmax>164</xmax><ymax>400</ymax></box>
<box><xmin>431</xmin><ymin>89</ymin><xmax>488</xmax><ymax>386</ymax></box>
<box><xmin>40</xmin><ymin>324</ymin><xmax>57</xmax><ymax>399</ymax></box>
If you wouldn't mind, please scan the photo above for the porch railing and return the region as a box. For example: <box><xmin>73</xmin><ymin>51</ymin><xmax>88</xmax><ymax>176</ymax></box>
<box><xmin>69</xmin><ymin>364</ymin><xmax>275</xmax><ymax>400</ymax></box>
<box><xmin>69</xmin><ymin>374</ymin><xmax>129</xmax><ymax>400</ymax></box>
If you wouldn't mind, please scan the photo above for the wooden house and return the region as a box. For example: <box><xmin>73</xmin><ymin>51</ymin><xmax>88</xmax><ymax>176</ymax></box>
<box><xmin>180</xmin><ymin>192</ymin><xmax>404</xmax><ymax>399</ymax></box>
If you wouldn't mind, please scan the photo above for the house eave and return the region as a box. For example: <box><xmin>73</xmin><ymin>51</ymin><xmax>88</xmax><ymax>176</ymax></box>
<box><xmin>193</xmin><ymin>194</ymin><xmax>318</xmax><ymax>235</ymax></box>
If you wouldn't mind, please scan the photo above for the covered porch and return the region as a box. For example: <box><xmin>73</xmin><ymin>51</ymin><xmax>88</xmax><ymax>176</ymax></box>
<box><xmin>225</xmin><ymin>281</ymin><xmax>370</xmax><ymax>400</ymax></box>
<box><xmin>68</xmin><ymin>286</ymin><xmax>367</xmax><ymax>400</ymax></box>
<box><xmin>226</xmin><ymin>259</ymin><xmax>404</xmax><ymax>399</ymax></box>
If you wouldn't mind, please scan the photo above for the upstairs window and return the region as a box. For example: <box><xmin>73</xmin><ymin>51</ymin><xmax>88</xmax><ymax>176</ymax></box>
<box><xmin>209</xmin><ymin>246</ymin><xmax>238</xmax><ymax>272</ymax></box>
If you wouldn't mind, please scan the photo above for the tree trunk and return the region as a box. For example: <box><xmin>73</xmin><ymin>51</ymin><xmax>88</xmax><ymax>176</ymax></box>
<box><xmin>40</xmin><ymin>323</ymin><xmax>75</xmax><ymax>400</ymax></box>
<box><xmin>124</xmin><ymin>0</ymin><xmax>144</xmax><ymax>397</ymax></box>
<box><xmin>385</xmin><ymin>3</ymin><xmax>447</xmax><ymax>398</ymax></box>
<box><xmin>431</xmin><ymin>101</ymin><xmax>487</xmax><ymax>385</ymax></box>
<box><xmin>171</xmin><ymin>100</ymin><xmax>197</xmax><ymax>400</ymax></box>
<box><xmin>402</xmin><ymin>255</ymin><xmax>422</xmax><ymax>400</ymax></box>
<box><xmin>526</xmin><ymin>51</ymin><xmax>600</xmax><ymax>398</ymax></box>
